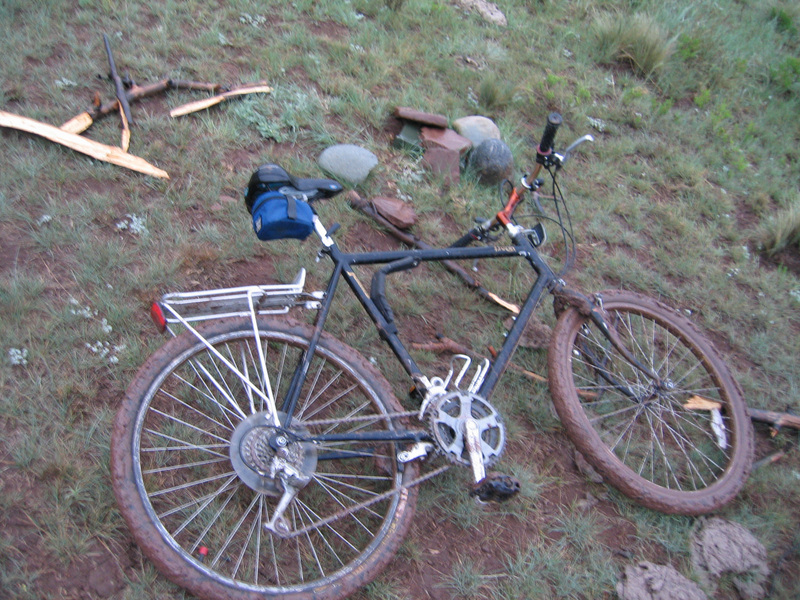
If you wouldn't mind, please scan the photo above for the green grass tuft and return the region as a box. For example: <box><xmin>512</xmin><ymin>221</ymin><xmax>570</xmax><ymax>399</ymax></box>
<box><xmin>593</xmin><ymin>12</ymin><xmax>674</xmax><ymax>80</ymax></box>
<box><xmin>758</xmin><ymin>202</ymin><xmax>800</xmax><ymax>256</ymax></box>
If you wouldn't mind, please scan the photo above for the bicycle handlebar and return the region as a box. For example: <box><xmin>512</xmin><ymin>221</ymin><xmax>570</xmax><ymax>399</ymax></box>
<box><xmin>496</xmin><ymin>113</ymin><xmax>563</xmax><ymax>226</ymax></box>
<box><xmin>537</xmin><ymin>112</ymin><xmax>563</xmax><ymax>159</ymax></box>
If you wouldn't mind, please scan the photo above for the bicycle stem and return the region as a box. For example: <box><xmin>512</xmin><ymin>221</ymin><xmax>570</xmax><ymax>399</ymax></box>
<box><xmin>496</xmin><ymin>163</ymin><xmax>544</xmax><ymax>226</ymax></box>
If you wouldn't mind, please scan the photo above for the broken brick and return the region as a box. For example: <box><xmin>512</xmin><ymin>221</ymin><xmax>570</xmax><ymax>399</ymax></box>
<box><xmin>394</xmin><ymin>107</ymin><xmax>448</xmax><ymax>129</ymax></box>
<box><xmin>371</xmin><ymin>196</ymin><xmax>418</xmax><ymax>229</ymax></box>
<box><xmin>420</xmin><ymin>126</ymin><xmax>472</xmax><ymax>155</ymax></box>
<box><xmin>423</xmin><ymin>147</ymin><xmax>461</xmax><ymax>186</ymax></box>
<box><xmin>392</xmin><ymin>121</ymin><xmax>424</xmax><ymax>151</ymax></box>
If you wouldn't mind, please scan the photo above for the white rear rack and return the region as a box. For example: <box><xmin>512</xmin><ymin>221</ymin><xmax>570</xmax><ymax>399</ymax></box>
<box><xmin>159</xmin><ymin>269</ymin><xmax>320</xmax><ymax>323</ymax></box>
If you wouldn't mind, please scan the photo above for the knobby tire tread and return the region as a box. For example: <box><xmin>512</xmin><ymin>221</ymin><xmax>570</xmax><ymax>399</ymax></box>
<box><xmin>547</xmin><ymin>290</ymin><xmax>753</xmax><ymax>515</ymax></box>
<box><xmin>111</xmin><ymin>316</ymin><xmax>418</xmax><ymax>600</ymax></box>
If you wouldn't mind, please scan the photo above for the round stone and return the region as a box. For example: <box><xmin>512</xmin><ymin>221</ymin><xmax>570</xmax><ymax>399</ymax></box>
<box><xmin>318</xmin><ymin>144</ymin><xmax>379</xmax><ymax>185</ymax></box>
<box><xmin>467</xmin><ymin>138</ymin><xmax>514</xmax><ymax>185</ymax></box>
<box><xmin>453</xmin><ymin>115</ymin><xmax>502</xmax><ymax>147</ymax></box>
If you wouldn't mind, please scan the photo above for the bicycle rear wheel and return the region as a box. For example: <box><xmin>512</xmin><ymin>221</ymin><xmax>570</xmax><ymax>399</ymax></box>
<box><xmin>548</xmin><ymin>290</ymin><xmax>753</xmax><ymax>515</ymax></box>
<box><xmin>112</xmin><ymin>317</ymin><xmax>417</xmax><ymax>600</ymax></box>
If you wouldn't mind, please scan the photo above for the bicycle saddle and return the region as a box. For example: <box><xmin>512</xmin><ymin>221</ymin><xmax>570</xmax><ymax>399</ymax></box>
<box><xmin>245</xmin><ymin>163</ymin><xmax>343</xmax><ymax>212</ymax></box>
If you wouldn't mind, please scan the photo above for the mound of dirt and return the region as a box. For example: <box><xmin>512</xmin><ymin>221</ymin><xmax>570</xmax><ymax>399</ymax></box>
<box><xmin>616</xmin><ymin>561</ymin><xmax>707</xmax><ymax>600</ymax></box>
<box><xmin>691</xmin><ymin>517</ymin><xmax>770</xmax><ymax>599</ymax></box>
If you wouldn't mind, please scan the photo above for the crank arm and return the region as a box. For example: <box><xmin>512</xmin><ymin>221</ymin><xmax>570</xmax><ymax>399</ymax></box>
<box><xmin>464</xmin><ymin>419</ymin><xmax>486</xmax><ymax>483</ymax></box>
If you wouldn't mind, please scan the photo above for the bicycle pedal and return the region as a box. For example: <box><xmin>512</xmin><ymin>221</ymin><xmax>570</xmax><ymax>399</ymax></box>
<box><xmin>469</xmin><ymin>472</ymin><xmax>521</xmax><ymax>503</ymax></box>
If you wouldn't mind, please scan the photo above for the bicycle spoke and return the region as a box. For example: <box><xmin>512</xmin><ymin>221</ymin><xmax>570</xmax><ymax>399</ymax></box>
<box><xmin>165</xmin><ymin>475</ymin><xmax>240</xmax><ymax>536</ymax></box>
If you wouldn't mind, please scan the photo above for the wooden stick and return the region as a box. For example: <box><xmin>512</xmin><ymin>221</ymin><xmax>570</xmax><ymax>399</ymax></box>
<box><xmin>119</xmin><ymin>102</ymin><xmax>130</xmax><ymax>151</ymax></box>
<box><xmin>59</xmin><ymin>79</ymin><xmax>225</xmax><ymax>135</ymax></box>
<box><xmin>170</xmin><ymin>83</ymin><xmax>272</xmax><ymax>117</ymax></box>
<box><xmin>348</xmin><ymin>191</ymin><xmax>521</xmax><ymax>315</ymax></box>
<box><xmin>0</xmin><ymin>109</ymin><xmax>169</xmax><ymax>179</ymax></box>
<box><xmin>60</xmin><ymin>112</ymin><xmax>94</xmax><ymax>134</ymax></box>
<box><xmin>749</xmin><ymin>407</ymin><xmax>800</xmax><ymax>432</ymax></box>
<box><xmin>752</xmin><ymin>450</ymin><xmax>787</xmax><ymax>470</ymax></box>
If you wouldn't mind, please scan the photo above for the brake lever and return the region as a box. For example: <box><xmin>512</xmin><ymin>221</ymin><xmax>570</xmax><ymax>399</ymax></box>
<box><xmin>553</xmin><ymin>134</ymin><xmax>594</xmax><ymax>169</ymax></box>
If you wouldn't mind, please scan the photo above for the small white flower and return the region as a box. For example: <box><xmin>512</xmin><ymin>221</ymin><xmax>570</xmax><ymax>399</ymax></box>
<box><xmin>790</xmin><ymin>289</ymin><xmax>800</xmax><ymax>305</ymax></box>
<box><xmin>116</xmin><ymin>214</ymin><xmax>149</xmax><ymax>236</ymax></box>
<box><xmin>588</xmin><ymin>117</ymin><xmax>606</xmax><ymax>132</ymax></box>
<box><xmin>54</xmin><ymin>77</ymin><xmax>77</xmax><ymax>88</ymax></box>
<box><xmin>8</xmin><ymin>347</ymin><xmax>28</xmax><ymax>366</ymax></box>
<box><xmin>240</xmin><ymin>13</ymin><xmax>266</xmax><ymax>27</ymax></box>
<box><xmin>466</xmin><ymin>87</ymin><xmax>479</xmax><ymax>108</ymax></box>
<box><xmin>36</xmin><ymin>214</ymin><xmax>53</xmax><ymax>226</ymax></box>
<box><xmin>127</xmin><ymin>214</ymin><xmax>149</xmax><ymax>236</ymax></box>
<box><xmin>726</xmin><ymin>267</ymin><xmax>740</xmax><ymax>278</ymax></box>
<box><xmin>69</xmin><ymin>298</ymin><xmax>97</xmax><ymax>319</ymax></box>
<box><xmin>101</xmin><ymin>318</ymin><xmax>113</xmax><ymax>334</ymax></box>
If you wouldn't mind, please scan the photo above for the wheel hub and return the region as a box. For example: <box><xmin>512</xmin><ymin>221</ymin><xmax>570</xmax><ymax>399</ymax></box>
<box><xmin>229</xmin><ymin>412</ymin><xmax>317</xmax><ymax>496</ymax></box>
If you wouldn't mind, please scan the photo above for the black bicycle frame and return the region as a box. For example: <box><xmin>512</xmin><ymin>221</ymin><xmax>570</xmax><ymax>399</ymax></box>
<box><xmin>280</xmin><ymin>223</ymin><xmax>562</xmax><ymax>443</ymax></box>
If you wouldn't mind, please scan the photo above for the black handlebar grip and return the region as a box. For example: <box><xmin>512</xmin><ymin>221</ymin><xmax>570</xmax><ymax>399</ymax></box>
<box><xmin>538</xmin><ymin>112</ymin><xmax>563</xmax><ymax>155</ymax></box>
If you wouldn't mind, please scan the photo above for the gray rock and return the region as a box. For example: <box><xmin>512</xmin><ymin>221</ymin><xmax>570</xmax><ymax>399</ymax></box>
<box><xmin>617</xmin><ymin>562</ymin><xmax>707</xmax><ymax>600</ymax></box>
<box><xmin>467</xmin><ymin>138</ymin><xmax>514</xmax><ymax>185</ymax></box>
<box><xmin>453</xmin><ymin>115</ymin><xmax>502</xmax><ymax>147</ymax></box>
<box><xmin>318</xmin><ymin>144</ymin><xmax>378</xmax><ymax>185</ymax></box>
<box><xmin>454</xmin><ymin>0</ymin><xmax>507</xmax><ymax>27</ymax></box>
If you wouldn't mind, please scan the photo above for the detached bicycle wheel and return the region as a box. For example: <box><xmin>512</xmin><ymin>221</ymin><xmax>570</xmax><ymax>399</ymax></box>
<box><xmin>112</xmin><ymin>317</ymin><xmax>417</xmax><ymax>600</ymax></box>
<box><xmin>548</xmin><ymin>290</ymin><xmax>753</xmax><ymax>515</ymax></box>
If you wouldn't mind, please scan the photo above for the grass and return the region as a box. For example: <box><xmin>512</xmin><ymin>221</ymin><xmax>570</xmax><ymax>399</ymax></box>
<box><xmin>759</xmin><ymin>202</ymin><xmax>800</xmax><ymax>256</ymax></box>
<box><xmin>593</xmin><ymin>12</ymin><xmax>675</xmax><ymax>80</ymax></box>
<box><xmin>1</xmin><ymin>0</ymin><xmax>799</xmax><ymax>598</ymax></box>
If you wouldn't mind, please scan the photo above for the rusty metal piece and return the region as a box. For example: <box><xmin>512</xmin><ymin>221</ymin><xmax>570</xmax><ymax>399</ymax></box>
<box><xmin>103</xmin><ymin>33</ymin><xmax>134</xmax><ymax>127</ymax></box>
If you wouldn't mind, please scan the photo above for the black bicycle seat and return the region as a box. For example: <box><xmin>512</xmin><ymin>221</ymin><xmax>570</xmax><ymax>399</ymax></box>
<box><xmin>245</xmin><ymin>164</ymin><xmax>343</xmax><ymax>212</ymax></box>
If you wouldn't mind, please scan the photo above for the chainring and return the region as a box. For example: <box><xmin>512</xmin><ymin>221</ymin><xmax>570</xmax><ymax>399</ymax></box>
<box><xmin>426</xmin><ymin>391</ymin><xmax>505</xmax><ymax>467</ymax></box>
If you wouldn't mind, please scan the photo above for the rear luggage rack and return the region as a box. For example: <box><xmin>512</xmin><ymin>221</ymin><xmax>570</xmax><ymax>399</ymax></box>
<box><xmin>159</xmin><ymin>269</ymin><xmax>322</xmax><ymax>323</ymax></box>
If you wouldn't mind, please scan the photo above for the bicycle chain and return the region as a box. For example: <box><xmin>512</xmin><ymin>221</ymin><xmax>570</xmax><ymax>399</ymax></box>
<box><xmin>284</xmin><ymin>464</ymin><xmax>451</xmax><ymax>539</ymax></box>
<box><xmin>299</xmin><ymin>410</ymin><xmax>420</xmax><ymax>428</ymax></box>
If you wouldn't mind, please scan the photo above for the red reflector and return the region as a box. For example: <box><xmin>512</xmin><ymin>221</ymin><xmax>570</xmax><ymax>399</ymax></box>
<box><xmin>150</xmin><ymin>302</ymin><xmax>168</xmax><ymax>333</ymax></box>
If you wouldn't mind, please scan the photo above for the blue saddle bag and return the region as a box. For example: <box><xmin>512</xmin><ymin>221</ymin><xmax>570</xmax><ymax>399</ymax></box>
<box><xmin>250</xmin><ymin>191</ymin><xmax>315</xmax><ymax>241</ymax></box>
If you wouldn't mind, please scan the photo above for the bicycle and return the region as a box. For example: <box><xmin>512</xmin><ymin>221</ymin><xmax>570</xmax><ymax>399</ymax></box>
<box><xmin>111</xmin><ymin>113</ymin><xmax>754</xmax><ymax>600</ymax></box>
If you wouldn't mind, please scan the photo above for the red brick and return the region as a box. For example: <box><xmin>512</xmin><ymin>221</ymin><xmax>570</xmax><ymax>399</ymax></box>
<box><xmin>371</xmin><ymin>196</ymin><xmax>417</xmax><ymax>229</ymax></box>
<box><xmin>394</xmin><ymin>107</ymin><xmax>449</xmax><ymax>128</ymax></box>
<box><xmin>423</xmin><ymin>147</ymin><xmax>461</xmax><ymax>186</ymax></box>
<box><xmin>420</xmin><ymin>127</ymin><xmax>472</xmax><ymax>155</ymax></box>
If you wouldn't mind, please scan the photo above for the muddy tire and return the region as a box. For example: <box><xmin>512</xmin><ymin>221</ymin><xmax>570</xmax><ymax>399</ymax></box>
<box><xmin>112</xmin><ymin>317</ymin><xmax>417</xmax><ymax>600</ymax></box>
<box><xmin>548</xmin><ymin>290</ymin><xmax>753</xmax><ymax>515</ymax></box>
